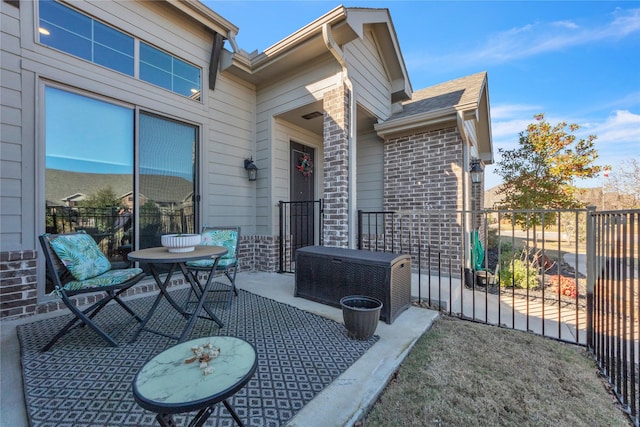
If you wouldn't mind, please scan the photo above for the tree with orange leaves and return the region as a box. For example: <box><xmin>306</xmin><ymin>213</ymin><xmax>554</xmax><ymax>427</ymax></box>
<box><xmin>495</xmin><ymin>113</ymin><xmax>602</xmax><ymax>226</ymax></box>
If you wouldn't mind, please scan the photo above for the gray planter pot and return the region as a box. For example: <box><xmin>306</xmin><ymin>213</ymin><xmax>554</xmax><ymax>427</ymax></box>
<box><xmin>340</xmin><ymin>295</ymin><xmax>383</xmax><ymax>340</ymax></box>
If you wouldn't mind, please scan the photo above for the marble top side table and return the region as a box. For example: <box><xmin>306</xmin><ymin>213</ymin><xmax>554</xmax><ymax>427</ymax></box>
<box><xmin>132</xmin><ymin>336</ymin><xmax>257</xmax><ymax>427</ymax></box>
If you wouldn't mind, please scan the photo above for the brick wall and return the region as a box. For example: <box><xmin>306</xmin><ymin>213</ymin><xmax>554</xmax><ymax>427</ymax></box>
<box><xmin>383</xmin><ymin>127</ymin><xmax>465</xmax><ymax>273</ymax></box>
<box><xmin>322</xmin><ymin>84</ymin><xmax>350</xmax><ymax>247</ymax></box>
<box><xmin>0</xmin><ymin>233</ymin><xmax>285</xmax><ymax>320</ymax></box>
<box><xmin>0</xmin><ymin>250</ymin><xmax>38</xmax><ymax>318</ymax></box>
<box><xmin>384</xmin><ymin>127</ymin><xmax>464</xmax><ymax>211</ymax></box>
<box><xmin>247</xmin><ymin>235</ymin><xmax>280</xmax><ymax>272</ymax></box>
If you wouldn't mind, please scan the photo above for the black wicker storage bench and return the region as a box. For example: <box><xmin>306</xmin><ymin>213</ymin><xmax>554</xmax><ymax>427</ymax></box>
<box><xmin>294</xmin><ymin>246</ymin><xmax>412</xmax><ymax>324</ymax></box>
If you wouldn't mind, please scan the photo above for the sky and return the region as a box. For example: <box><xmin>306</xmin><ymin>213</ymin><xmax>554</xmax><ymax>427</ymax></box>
<box><xmin>205</xmin><ymin>0</ymin><xmax>640</xmax><ymax>189</ymax></box>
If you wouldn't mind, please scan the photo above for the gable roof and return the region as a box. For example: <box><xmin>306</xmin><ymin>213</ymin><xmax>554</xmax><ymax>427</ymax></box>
<box><xmin>219</xmin><ymin>6</ymin><xmax>411</xmax><ymax>99</ymax></box>
<box><xmin>393</xmin><ymin>72</ymin><xmax>487</xmax><ymax>120</ymax></box>
<box><xmin>375</xmin><ymin>71</ymin><xmax>493</xmax><ymax>163</ymax></box>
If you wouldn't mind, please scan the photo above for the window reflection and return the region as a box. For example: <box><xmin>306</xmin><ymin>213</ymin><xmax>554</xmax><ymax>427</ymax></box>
<box><xmin>39</xmin><ymin>0</ymin><xmax>134</xmax><ymax>76</ymax></box>
<box><xmin>37</xmin><ymin>0</ymin><xmax>203</xmax><ymax>99</ymax></box>
<box><xmin>140</xmin><ymin>42</ymin><xmax>201</xmax><ymax>99</ymax></box>
<box><xmin>139</xmin><ymin>113</ymin><xmax>197</xmax><ymax>250</ymax></box>
<box><xmin>44</xmin><ymin>86</ymin><xmax>134</xmax><ymax>291</ymax></box>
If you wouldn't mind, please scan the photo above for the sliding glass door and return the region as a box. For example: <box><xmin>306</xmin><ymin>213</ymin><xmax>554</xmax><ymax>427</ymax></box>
<box><xmin>139</xmin><ymin>113</ymin><xmax>198</xmax><ymax>249</ymax></box>
<box><xmin>44</xmin><ymin>86</ymin><xmax>198</xmax><ymax>289</ymax></box>
<box><xmin>45</xmin><ymin>86</ymin><xmax>134</xmax><ymax>285</ymax></box>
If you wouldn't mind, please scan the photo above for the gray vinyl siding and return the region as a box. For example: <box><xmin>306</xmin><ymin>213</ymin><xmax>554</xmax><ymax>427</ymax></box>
<box><xmin>0</xmin><ymin>0</ymin><xmax>26</xmax><ymax>250</ymax></box>
<box><xmin>344</xmin><ymin>30</ymin><xmax>392</xmax><ymax>121</ymax></box>
<box><xmin>356</xmin><ymin>129</ymin><xmax>384</xmax><ymax>212</ymax></box>
<box><xmin>2</xmin><ymin>0</ymin><xmax>257</xmax><ymax>247</ymax></box>
<box><xmin>255</xmin><ymin>58</ymin><xmax>338</xmax><ymax>235</ymax></box>
<box><xmin>203</xmin><ymin>74</ymin><xmax>256</xmax><ymax>232</ymax></box>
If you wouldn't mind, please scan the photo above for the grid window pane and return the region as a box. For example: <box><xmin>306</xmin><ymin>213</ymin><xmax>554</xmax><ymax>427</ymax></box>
<box><xmin>173</xmin><ymin>76</ymin><xmax>197</xmax><ymax>97</ymax></box>
<box><xmin>140</xmin><ymin>42</ymin><xmax>172</xmax><ymax>73</ymax></box>
<box><xmin>141</xmin><ymin>42</ymin><xmax>201</xmax><ymax>98</ymax></box>
<box><xmin>94</xmin><ymin>44</ymin><xmax>134</xmax><ymax>75</ymax></box>
<box><xmin>39</xmin><ymin>0</ymin><xmax>91</xmax><ymax>39</ymax></box>
<box><xmin>93</xmin><ymin>21</ymin><xmax>134</xmax><ymax>75</ymax></box>
<box><xmin>94</xmin><ymin>20</ymin><xmax>134</xmax><ymax>58</ymax></box>
<box><xmin>39</xmin><ymin>0</ymin><xmax>200</xmax><ymax>100</ymax></box>
<box><xmin>41</xmin><ymin>26</ymin><xmax>92</xmax><ymax>60</ymax></box>
<box><xmin>140</xmin><ymin>62</ymin><xmax>172</xmax><ymax>91</ymax></box>
<box><xmin>173</xmin><ymin>57</ymin><xmax>200</xmax><ymax>86</ymax></box>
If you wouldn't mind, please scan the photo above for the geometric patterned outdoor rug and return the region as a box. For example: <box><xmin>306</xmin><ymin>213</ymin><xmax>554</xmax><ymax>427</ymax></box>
<box><xmin>18</xmin><ymin>287</ymin><xmax>378</xmax><ymax>427</ymax></box>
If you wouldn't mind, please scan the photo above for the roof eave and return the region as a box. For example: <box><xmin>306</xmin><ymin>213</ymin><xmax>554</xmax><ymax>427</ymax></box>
<box><xmin>476</xmin><ymin>78</ymin><xmax>493</xmax><ymax>164</ymax></box>
<box><xmin>220</xmin><ymin>6</ymin><xmax>412</xmax><ymax>95</ymax></box>
<box><xmin>166</xmin><ymin>0</ymin><xmax>238</xmax><ymax>36</ymax></box>
<box><xmin>374</xmin><ymin>107</ymin><xmax>459</xmax><ymax>139</ymax></box>
<box><xmin>220</xmin><ymin>6</ymin><xmax>353</xmax><ymax>85</ymax></box>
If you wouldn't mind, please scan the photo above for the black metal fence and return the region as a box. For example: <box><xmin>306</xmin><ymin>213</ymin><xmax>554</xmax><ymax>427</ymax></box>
<box><xmin>45</xmin><ymin>205</ymin><xmax>194</xmax><ymax>261</ymax></box>
<box><xmin>358</xmin><ymin>208</ymin><xmax>589</xmax><ymax>343</ymax></box>
<box><xmin>357</xmin><ymin>207</ymin><xmax>640</xmax><ymax>425</ymax></box>
<box><xmin>278</xmin><ymin>200</ymin><xmax>323</xmax><ymax>273</ymax></box>
<box><xmin>589</xmin><ymin>209</ymin><xmax>639</xmax><ymax>425</ymax></box>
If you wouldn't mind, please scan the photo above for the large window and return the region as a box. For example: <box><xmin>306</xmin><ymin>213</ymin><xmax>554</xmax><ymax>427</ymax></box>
<box><xmin>140</xmin><ymin>43</ymin><xmax>202</xmax><ymax>99</ymax></box>
<box><xmin>38</xmin><ymin>0</ymin><xmax>201</xmax><ymax>100</ymax></box>
<box><xmin>39</xmin><ymin>0</ymin><xmax>134</xmax><ymax>75</ymax></box>
<box><xmin>44</xmin><ymin>86</ymin><xmax>198</xmax><ymax>291</ymax></box>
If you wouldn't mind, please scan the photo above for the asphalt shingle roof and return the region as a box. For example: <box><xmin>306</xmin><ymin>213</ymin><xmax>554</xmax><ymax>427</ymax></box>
<box><xmin>388</xmin><ymin>71</ymin><xmax>487</xmax><ymax>121</ymax></box>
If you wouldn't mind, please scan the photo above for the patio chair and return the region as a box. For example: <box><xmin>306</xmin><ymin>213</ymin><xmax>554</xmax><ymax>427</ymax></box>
<box><xmin>39</xmin><ymin>231</ymin><xmax>146</xmax><ymax>351</ymax></box>
<box><xmin>186</xmin><ymin>226</ymin><xmax>240</xmax><ymax>308</ymax></box>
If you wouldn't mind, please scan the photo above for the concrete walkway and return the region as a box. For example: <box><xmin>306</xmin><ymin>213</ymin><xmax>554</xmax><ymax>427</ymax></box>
<box><xmin>0</xmin><ymin>272</ymin><xmax>439</xmax><ymax>427</ymax></box>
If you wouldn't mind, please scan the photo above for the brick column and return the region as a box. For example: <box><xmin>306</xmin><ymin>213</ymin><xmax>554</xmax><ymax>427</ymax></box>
<box><xmin>322</xmin><ymin>84</ymin><xmax>350</xmax><ymax>247</ymax></box>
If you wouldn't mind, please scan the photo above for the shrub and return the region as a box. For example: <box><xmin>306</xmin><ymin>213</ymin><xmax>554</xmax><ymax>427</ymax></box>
<box><xmin>498</xmin><ymin>257</ymin><xmax>539</xmax><ymax>289</ymax></box>
<box><xmin>549</xmin><ymin>276</ymin><xmax>577</xmax><ymax>298</ymax></box>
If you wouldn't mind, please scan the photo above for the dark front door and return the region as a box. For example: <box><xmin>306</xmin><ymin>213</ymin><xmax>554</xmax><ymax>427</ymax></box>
<box><xmin>290</xmin><ymin>142</ymin><xmax>315</xmax><ymax>252</ymax></box>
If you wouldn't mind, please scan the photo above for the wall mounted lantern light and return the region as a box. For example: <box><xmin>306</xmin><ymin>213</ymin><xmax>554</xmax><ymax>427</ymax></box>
<box><xmin>470</xmin><ymin>158</ymin><xmax>484</xmax><ymax>184</ymax></box>
<box><xmin>244</xmin><ymin>158</ymin><xmax>258</xmax><ymax>181</ymax></box>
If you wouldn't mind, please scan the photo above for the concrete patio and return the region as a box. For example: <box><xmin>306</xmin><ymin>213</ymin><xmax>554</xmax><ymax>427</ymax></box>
<box><xmin>0</xmin><ymin>271</ymin><xmax>439</xmax><ymax>427</ymax></box>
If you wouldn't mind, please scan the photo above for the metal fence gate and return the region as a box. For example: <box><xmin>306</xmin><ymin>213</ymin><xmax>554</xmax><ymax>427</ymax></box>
<box><xmin>278</xmin><ymin>199</ymin><xmax>323</xmax><ymax>273</ymax></box>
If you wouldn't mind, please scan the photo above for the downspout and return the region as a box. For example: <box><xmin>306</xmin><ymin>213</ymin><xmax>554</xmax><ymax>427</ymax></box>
<box><xmin>323</xmin><ymin>23</ymin><xmax>357</xmax><ymax>249</ymax></box>
<box><xmin>457</xmin><ymin>111</ymin><xmax>469</xmax><ymax>218</ymax></box>
<box><xmin>457</xmin><ymin>111</ymin><xmax>472</xmax><ymax>271</ymax></box>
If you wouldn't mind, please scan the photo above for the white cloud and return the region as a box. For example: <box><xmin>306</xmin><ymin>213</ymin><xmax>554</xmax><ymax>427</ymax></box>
<box><xmin>409</xmin><ymin>8</ymin><xmax>640</xmax><ymax>70</ymax></box>
<box><xmin>489</xmin><ymin>104</ymin><xmax>542</xmax><ymax>142</ymax></box>
<box><xmin>586</xmin><ymin>110</ymin><xmax>640</xmax><ymax>145</ymax></box>
<box><xmin>490</xmin><ymin>103</ymin><xmax>541</xmax><ymax>120</ymax></box>
<box><xmin>487</xmin><ymin>109</ymin><xmax>640</xmax><ymax>188</ymax></box>
<box><xmin>607</xmin><ymin>7</ymin><xmax>640</xmax><ymax>37</ymax></box>
<box><xmin>552</xmin><ymin>20</ymin><xmax>580</xmax><ymax>30</ymax></box>
<box><xmin>492</xmin><ymin>119</ymin><xmax>532</xmax><ymax>140</ymax></box>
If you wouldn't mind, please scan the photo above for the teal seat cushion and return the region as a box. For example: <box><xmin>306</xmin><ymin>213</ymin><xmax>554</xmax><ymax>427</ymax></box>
<box><xmin>50</xmin><ymin>233</ymin><xmax>111</xmax><ymax>281</ymax></box>
<box><xmin>62</xmin><ymin>268</ymin><xmax>144</xmax><ymax>292</ymax></box>
<box><xmin>186</xmin><ymin>258</ymin><xmax>236</xmax><ymax>269</ymax></box>
<box><xmin>187</xmin><ymin>229</ymin><xmax>238</xmax><ymax>270</ymax></box>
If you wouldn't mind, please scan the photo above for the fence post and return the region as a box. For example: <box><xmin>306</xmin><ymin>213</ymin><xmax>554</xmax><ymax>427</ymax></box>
<box><xmin>357</xmin><ymin>210</ymin><xmax>363</xmax><ymax>250</ymax></box>
<box><xmin>278</xmin><ymin>201</ymin><xmax>284</xmax><ymax>273</ymax></box>
<box><xmin>318</xmin><ymin>199</ymin><xmax>324</xmax><ymax>247</ymax></box>
<box><xmin>586</xmin><ymin>205</ymin><xmax>597</xmax><ymax>349</ymax></box>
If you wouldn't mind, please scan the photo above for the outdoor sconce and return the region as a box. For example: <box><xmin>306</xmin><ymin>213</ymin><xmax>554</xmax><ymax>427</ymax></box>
<box><xmin>470</xmin><ymin>158</ymin><xmax>484</xmax><ymax>184</ymax></box>
<box><xmin>244</xmin><ymin>158</ymin><xmax>258</xmax><ymax>182</ymax></box>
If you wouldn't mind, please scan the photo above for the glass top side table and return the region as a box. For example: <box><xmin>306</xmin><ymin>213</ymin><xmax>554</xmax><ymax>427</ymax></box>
<box><xmin>132</xmin><ymin>336</ymin><xmax>257</xmax><ymax>427</ymax></box>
